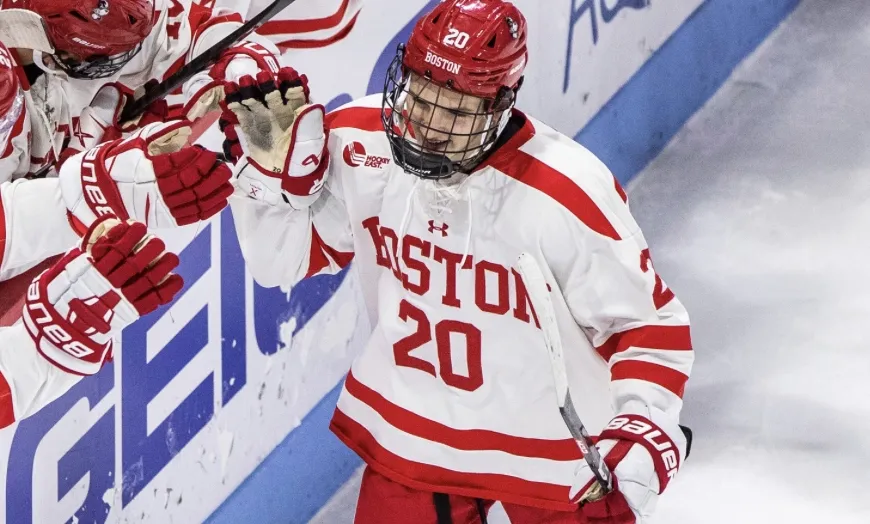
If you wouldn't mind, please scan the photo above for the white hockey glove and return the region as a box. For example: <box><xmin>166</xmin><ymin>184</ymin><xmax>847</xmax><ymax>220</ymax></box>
<box><xmin>22</xmin><ymin>216</ymin><xmax>183</xmax><ymax>376</ymax></box>
<box><xmin>61</xmin><ymin>82</ymin><xmax>174</xmax><ymax>164</ymax></box>
<box><xmin>570</xmin><ymin>411</ymin><xmax>688</xmax><ymax>523</ymax></box>
<box><xmin>219</xmin><ymin>67</ymin><xmax>329</xmax><ymax>210</ymax></box>
<box><xmin>59</xmin><ymin>120</ymin><xmax>234</xmax><ymax>235</ymax></box>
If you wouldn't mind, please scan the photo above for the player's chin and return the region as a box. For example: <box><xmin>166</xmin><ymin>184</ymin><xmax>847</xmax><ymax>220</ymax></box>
<box><xmin>419</xmin><ymin>143</ymin><xmax>450</xmax><ymax>156</ymax></box>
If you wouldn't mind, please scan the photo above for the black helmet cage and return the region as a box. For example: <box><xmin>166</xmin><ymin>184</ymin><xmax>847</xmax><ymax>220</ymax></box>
<box><xmin>51</xmin><ymin>44</ymin><xmax>143</xmax><ymax>79</ymax></box>
<box><xmin>382</xmin><ymin>44</ymin><xmax>515</xmax><ymax>180</ymax></box>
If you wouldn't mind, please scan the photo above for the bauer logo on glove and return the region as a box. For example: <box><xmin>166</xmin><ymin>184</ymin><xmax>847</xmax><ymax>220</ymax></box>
<box><xmin>59</xmin><ymin>120</ymin><xmax>234</xmax><ymax>235</ymax></box>
<box><xmin>23</xmin><ymin>216</ymin><xmax>183</xmax><ymax>376</ymax></box>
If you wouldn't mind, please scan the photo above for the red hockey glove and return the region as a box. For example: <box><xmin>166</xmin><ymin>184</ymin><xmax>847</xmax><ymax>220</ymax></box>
<box><xmin>22</xmin><ymin>217</ymin><xmax>183</xmax><ymax>376</ymax></box>
<box><xmin>219</xmin><ymin>67</ymin><xmax>328</xmax><ymax>210</ymax></box>
<box><xmin>183</xmin><ymin>40</ymin><xmax>281</xmax><ymax>123</ymax></box>
<box><xmin>571</xmin><ymin>412</ymin><xmax>688</xmax><ymax>523</ymax></box>
<box><xmin>59</xmin><ymin>120</ymin><xmax>234</xmax><ymax>235</ymax></box>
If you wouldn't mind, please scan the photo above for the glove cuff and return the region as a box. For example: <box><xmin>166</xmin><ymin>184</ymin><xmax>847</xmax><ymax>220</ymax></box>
<box><xmin>599</xmin><ymin>413</ymin><xmax>684</xmax><ymax>494</ymax></box>
<box><xmin>22</xmin><ymin>251</ymin><xmax>114</xmax><ymax>376</ymax></box>
<box><xmin>59</xmin><ymin>142</ymin><xmax>130</xmax><ymax>236</ymax></box>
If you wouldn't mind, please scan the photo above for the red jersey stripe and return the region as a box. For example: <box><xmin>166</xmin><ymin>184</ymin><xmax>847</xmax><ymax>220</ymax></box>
<box><xmin>344</xmin><ymin>372</ymin><xmax>582</xmax><ymax>461</ymax></box>
<box><xmin>321</xmin><ymin>239</ymin><xmax>355</xmax><ymax>269</ymax></box>
<box><xmin>260</xmin><ymin>0</ymin><xmax>351</xmax><ymax>34</ymax></box>
<box><xmin>305</xmin><ymin>225</ymin><xmax>353</xmax><ymax>278</ymax></box>
<box><xmin>275</xmin><ymin>12</ymin><xmax>360</xmax><ymax>50</ymax></box>
<box><xmin>326</xmin><ymin>106</ymin><xmax>384</xmax><ymax>133</ymax></box>
<box><xmin>596</xmin><ymin>325</ymin><xmax>692</xmax><ymax>362</ymax></box>
<box><xmin>610</xmin><ymin>360</ymin><xmax>689</xmax><ymax>398</ymax></box>
<box><xmin>483</xmin><ymin>114</ymin><xmax>621</xmax><ymax>240</ymax></box>
<box><xmin>330</xmin><ymin>408</ymin><xmax>578</xmax><ymax>512</ymax></box>
<box><xmin>614</xmin><ymin>177</ymin><xmax>628</xmax><ymax>203</ymax></box>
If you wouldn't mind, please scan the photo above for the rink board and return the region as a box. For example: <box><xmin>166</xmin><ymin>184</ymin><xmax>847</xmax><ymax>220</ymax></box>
<box><xmin>0</xmin><ymin>0</ymin><xmax>799</xmax><ymax>523</ymax></box>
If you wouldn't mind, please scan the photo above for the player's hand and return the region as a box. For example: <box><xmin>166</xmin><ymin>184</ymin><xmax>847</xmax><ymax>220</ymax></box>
<box><xmin>220</xmin><ymin>67</ymin><xmax>328</xmax><ymax>210</ymax></box>
<box><xmin>22</xmin><ymin>216</ymin><xmax>183</xmax><ymax>376</ymax></box>
<box><xmin>183</xmin><ymin>41</ymin><xmax>280</xmax><ymax>122</ymax></box>
<box><xmin>61</xmin><ymin>82</ymin><xmax>172</xmax><ymax>162</ymax></box>
<box><xmin>59</xmin><ymin>120</ymin><xmax>234</xmax><ymax>234</ymax></box>
<box><xmin>570</xmin><ymin>413</ymin><xmax>687</xmax><ymax>523</ymax></box>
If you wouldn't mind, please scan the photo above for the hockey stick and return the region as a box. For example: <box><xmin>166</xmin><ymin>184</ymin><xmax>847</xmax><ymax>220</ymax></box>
<box><xmin>515</xmin><ymin>252</ymin><xmax>613</xmax><ymax>503</ymax></box>
<box><xmin>119</xmin><ymin>0</ymin><xmax>300</xmax><ymax>123</ymax></box>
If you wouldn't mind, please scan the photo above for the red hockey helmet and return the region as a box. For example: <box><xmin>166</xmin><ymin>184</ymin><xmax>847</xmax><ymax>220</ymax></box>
<box><xmin>382</xmin><ymin>0</ymin><xmax>529</xmax><ymax>179</ymax></box>
<box><xmin>405</xmin><ymin>0</ymin><xmax>527</xmax><ymax>98</ymax></box>
<box><xmin>0</xmin><ymin>42</ymin><xmax>23</xmax><ymax>154</ymax></box>
<box><xmin>16</xmin><ymin>0</ymin><xmax>155</xmax><ymax>79</ymax></box>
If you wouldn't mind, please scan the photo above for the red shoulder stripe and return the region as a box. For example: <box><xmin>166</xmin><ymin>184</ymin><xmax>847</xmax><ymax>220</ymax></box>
<box><xmin>484</xmin><ymin>117</ymin><xmax>621</xmax><ymax>240</ymax></box>
<box><xmin>326</xmin><ymin>106</ymin><xmax>384</xmax><ymax>133</ymax></box>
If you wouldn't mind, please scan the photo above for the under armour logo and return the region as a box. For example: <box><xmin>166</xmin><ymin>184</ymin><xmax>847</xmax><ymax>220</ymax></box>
<box><xmin>302</xmin><ymin>154</ymin><xmax>321</xmax><ymax>167</ymax></box>
<box><xmin>67</xmin><ymin>290</ymin><xmax>121</xmax><ymax>336</ymax></box>
<box><xmin>249</xmin><ymin>186</ymin><xmax>261</xmax><ymax>198</ymax></box>
<box><xmin>428</xmin><ymin>220</ymin><xmax>449</xmax><ymax>237</ymax></box>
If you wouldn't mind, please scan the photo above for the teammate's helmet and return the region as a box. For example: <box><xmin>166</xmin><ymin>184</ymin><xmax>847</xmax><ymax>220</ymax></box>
<box><xmin>17</xmin><ymin>0</ymin><xmax>155</xmax><ymax>79</ymax></box>
<box><xmin>382</xmin><ymin>0</ymin><xmax>528</xmax><ymax>179</ymax></box>
<box><xmin>0</xmin><ymin>42</ymin><xmax>23</xmax><ymax>154</ymax></box>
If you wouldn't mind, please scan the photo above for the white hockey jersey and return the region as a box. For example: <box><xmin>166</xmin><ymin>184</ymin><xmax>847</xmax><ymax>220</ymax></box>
<box><xmin>0</xmin><ymin>0</ymin><xmax>281</xmax><ymax>180</ymax></box>
<box><xmin>232</xmin><ymin>94</ymin><xmax>695</xmax><ymax>510</ymax></box>
<box><xmin>0</xmin><ymin>178</ymin><xmax>84</xmax><ymax>428</ymax></box>
<box><xmin>0</xmin><ymin>0</ymin><xmax>283</xmax><ymax>430</ymax></box>
<box><xmin>0</xmin><ymin>178</ymin><xmax>76</xmax><ymax>281</ymax></box>
<box><xmin>0</xmin><ymin>44</ymin><xmax>70</xmax><ymax>180</ymax></box>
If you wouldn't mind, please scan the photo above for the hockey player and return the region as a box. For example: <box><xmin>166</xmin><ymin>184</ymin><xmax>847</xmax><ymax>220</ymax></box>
<box><xmin>0</xmin><ymin>214</ymin><xmax>183</xmax><ymax>429</ymax></box>
<box><xmin>0</xmin><ymin>0</ymin><xmax>283</xmax><ymax>179</ymax></box>
<box><xmin>0</xmin><ymin>40</ymin><xmax>233</xmax><ymax>277</ymax></box>
<box><xmin>222</xmin><ymin>0</ymin><xmax>694</xmax><ymax>522</ymax></box>
<box><xmin>0</xmin><ymin>40</ymin><xmax>233</xmax><ymax>428</ymax></box>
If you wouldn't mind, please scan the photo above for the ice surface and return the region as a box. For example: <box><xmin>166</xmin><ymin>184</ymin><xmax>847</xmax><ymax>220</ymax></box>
<box><xmin>311</xmin><ymin>0</ymin><xmax>870</xmax><ymax>521</ymax></box>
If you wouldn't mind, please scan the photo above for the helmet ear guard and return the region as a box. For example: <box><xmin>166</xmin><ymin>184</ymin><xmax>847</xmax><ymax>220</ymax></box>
<box><xmin>489</xmin><ymin>80</ymin><xmax>521</xmax><ymax>112</ymax></box>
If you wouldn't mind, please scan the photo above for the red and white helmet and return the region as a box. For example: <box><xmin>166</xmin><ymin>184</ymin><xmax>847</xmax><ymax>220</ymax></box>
<box><xmin>382</xmin><ymin>0</ymin><xmax>528</xmax><ymax>179</ymax></box>
<box><xmin>13</xmin><ymin>0</ymin><xmax>155</xmax><ymax>79</ymax></box>
<box><xmin>0</xmin><ymin>42</ymin><xmax>24</xmax><ymax>154</ymax></box>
